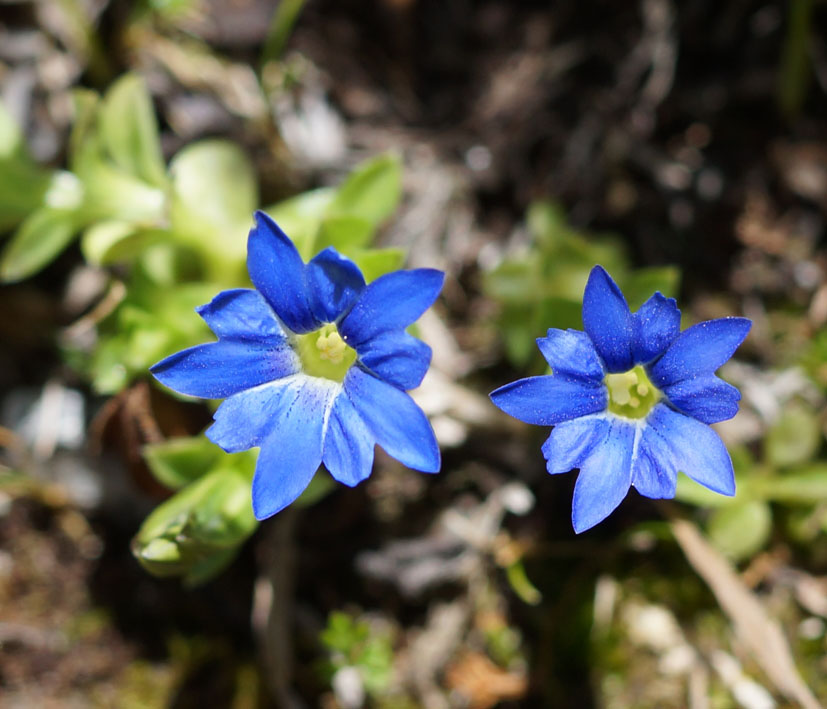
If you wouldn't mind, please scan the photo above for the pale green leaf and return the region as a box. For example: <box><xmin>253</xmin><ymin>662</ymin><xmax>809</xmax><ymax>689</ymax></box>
<box><xmin>99</xmin><ymin>74</ymin><xmax>167</xmax><ymax>187</ymax></box>
<box><xmin>707</xmin><ymin>500</ymin><xmax>772</xmax><ymax>561</ymax></box>
<box><xmin>0</xmin><ymin>209</ymin><xmax>77</xmax><ymax>282</ymax></box>
<box><xmin>326</xmin><ymin>153</ymin><xmax>402</xmax><ymax>227</ymax></box>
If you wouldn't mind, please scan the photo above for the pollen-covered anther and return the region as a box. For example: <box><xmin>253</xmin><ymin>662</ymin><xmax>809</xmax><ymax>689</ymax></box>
<box><xmin>316</xmin><ymin>331</ymin><xmax>347</xmax><ymax>363</ymax></box>
<box><xmin>605</xmin><ymin>365</ymin><xmax>660</xmax><ymax>420</ymax></box>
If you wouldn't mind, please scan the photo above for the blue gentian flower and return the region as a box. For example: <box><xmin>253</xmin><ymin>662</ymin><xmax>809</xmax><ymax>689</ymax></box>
<box><xmin>490</xmin><ymin>265</ymin><xmax>751</xmax><ymax>533</ymax></box>
<box><xmin>151</xmin><ymin>211</ymin><xmax>443</xmax><ymax>520</ymax></box>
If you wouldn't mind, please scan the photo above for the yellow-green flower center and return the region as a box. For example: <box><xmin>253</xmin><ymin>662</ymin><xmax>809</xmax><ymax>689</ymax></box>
<box><xmin>605</xmin><ymin>365</ymin><xmax>660</xmax><ymax>419</ymax></box>
<box><xmin>296</xmin><ymin>323</ymin><xmax>357</xmax><ymax>382</ymax></box>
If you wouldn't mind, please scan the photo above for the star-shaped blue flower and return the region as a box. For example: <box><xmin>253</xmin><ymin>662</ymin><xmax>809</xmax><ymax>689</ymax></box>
<box><xmin>490</xmin><ymin>265</ymin><xmax>751</xmax><ymax>534</ymax></box>
<box><xmin>151</xmin><ymin>211</ymin><xmax>443</xmax><ymax>520</ymax></box>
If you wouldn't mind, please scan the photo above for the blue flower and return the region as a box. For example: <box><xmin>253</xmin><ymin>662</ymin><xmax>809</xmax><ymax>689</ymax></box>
<box><xmin>151</xmin><ymin>211</ymin><xmax>443</xmax><ymax>520</ymax></box>
<box><xmin>490</xmin><ymin>265</ymin><xmax>751</xmax><ymax>533</ymax></box>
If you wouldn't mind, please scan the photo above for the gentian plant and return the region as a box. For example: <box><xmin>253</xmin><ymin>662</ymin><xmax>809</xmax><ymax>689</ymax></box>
<box><xmin>491</xmin><ymin>265</ymin><xmax>751</xmax><ymax>533</ymax></box>
<box><xmin>151</xmin><ymin>211</ymin><xmax>443</xmax><ymax>519</ymax></box>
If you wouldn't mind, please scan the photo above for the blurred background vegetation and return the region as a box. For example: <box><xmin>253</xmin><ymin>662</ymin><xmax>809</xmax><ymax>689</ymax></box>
<box><xmin>1</xmin><ymin>0</ymin><xmax>826</xmax><ymax>707</ymax></box>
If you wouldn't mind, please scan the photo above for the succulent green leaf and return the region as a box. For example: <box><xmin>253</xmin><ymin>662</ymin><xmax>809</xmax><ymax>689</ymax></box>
<box><xmin>99</xmin><ymin>74</ymin><xmax>167</xmax><ymax>187</ymax></box>
<box><xmin>0</xmin><ymin>208</ymin><xmax>77</xmax><ymax>282</ymax></box>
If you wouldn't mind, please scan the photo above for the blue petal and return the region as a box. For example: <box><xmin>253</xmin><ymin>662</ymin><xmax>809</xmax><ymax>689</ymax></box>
<box><xmin>322</xmin><ymin>390</ymin><xmax>375</xmax><ymax>487</ymax></box>
<box><xmin>541</xmin><ymin>414</ymin><xmax>610</xmax><ymax>474</ymax></box>
<box><xmin>632</xmin><ymin>292</ymin><xmax>680</xmax><ymax>364</ymax></box>
<box><xmin>571</xmin><ymin>419</ymin><xmax>635</xmax><ymax>533</ymax></box>
<box><xmin>536</xmin><ymin>329</ymin><xmax>604</xmax><ymax>382</ymax></box>
<box><xmin>150</xmin><ymin>340</ymin><xmax>299</xmax><ymax>399</ymax></box>
<box><xmin>648</xmin><ymin>317</ymin><xmax>751</xmax><ymax>388</ymax></box>
<box><xmin>196</xmin><ymin>288</ymin><xmax>286</xmax><ymax>342</ymax></box>
<box><xmin>339</xmin><ymin>269</ymin><xmax>444</xmax><ymax>347</ymax></box>
<box><xmin>582</xmin><ymin>265</ymin><xmax>634</xmax><ymax>373</ymax></box>
<box><xmin>662</xmin><ymin>375</ymin><xmax>741</xmax><ymax>424</ymax></box>
<box><xmin>207</xmin><ymin>375</ymin><xmax>304</xmax><ymax>453</ymax></box>
<box><xmin>247</xmin><ymin>211</ymin><xmax>319</xmax><ymax>334</ymax></box>
<box><xmin>645</xmin><ymin>404</ymin><xmax>735</xmax><ymax>496</ymax></box>
<box><xmin>251</xmin><ymin>377</ymin><xmax>339</xmax><ymax>519</ymax></box>
<box><xmin>358</xmin><ymin>330</ymin><xmax>432</xmax><ymax>391</ymax></box>
<box><xmin>490</xmin><ymin>375</ymin><xmax>606</xmax><ymax>426</ymax></box>
<box><xmin>631</xmin><ymin>423</ymin><xmax>677</xmax><ymax>499</ymax></box>
<box><xmin>344</xmin><ymin>366</ymin><xmax>440</xmax><ymax>473</ymax></box>
<box><xmin>306</xmin><ymin>247</ymin><xmax>366</xmax><ymax>324</ymax></box>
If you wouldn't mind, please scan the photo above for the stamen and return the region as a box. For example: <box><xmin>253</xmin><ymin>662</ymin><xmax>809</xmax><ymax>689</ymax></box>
<box><xmin>604</xmin><ymin>365</ymin><xmax>660</xmax><ymax>420</ymax></box>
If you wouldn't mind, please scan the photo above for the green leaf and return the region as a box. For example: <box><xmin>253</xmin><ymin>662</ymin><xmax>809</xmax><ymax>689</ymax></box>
<box><xmin>316</xmin><ymin>216</ymin><xmax>374</xmax><ymax>252</ymax></box>
<box><xmin>77</xmin><ymin>159</ymin><xmax>166</xmax><ymax>224</ymax></box>
<box><xmin>675</xmin><ymin>473</ymin><xmax>737</xmax><ymax>507</ymax></box>
<box><xmin>142</xmin><ymin>436</ymin><xmax>224</xmax><ymax>490</ymax></box>
<box><xmin>169</xmin><ymin>140</ymin><xmax>257</xmax><ymax>268</ymax></box>
<box><xmin>351</xmin><ymin>247</ymin><xmax>405</xmax><ymax>283</ymax></box>
<box><xmin>621</xmin><ymin>266</ymin><xmax>681</xmax><ymax>310</ymax></box>
<box><xmin>707</xmin><ymin>500</ymin><xmax>772</xmax><ymax>562</ymax></box>
<box><xmin>0</xmin><ymin>208</ymin><xmax>77</xmax><ymax>282</ymax></box>
<box><xmin>133</xmin><ymin>467</ymin><xmax>258</xmax><ymax>580</ymax></box>
<box><xmin>758</xmin><ymin>465</ymin><xmax>827</xmax><ymax>504</ymax></box>
<box><xmin>99</xmin><ymin>74</ymin><xmax>166</xmax><ymax>187</ymax></box>
<box><xmin>265</xmin><ymin>187</ymin><xmax>335</xmax><ymax>259</ymax></box>
<box><xmin>505</xmin><ymin>559</ymin><xmax>542</xmax><ymax>605</ymax></box>
<box><xmin>326</xmin><ymin>153</ymin><xmax>402</xmax><ymax>227</ymax></box>
<box><xmin>0</xmin><ymin>101</ymin><xmax>53</xmax><ymax>230</ymax></box>
<box><xmin>765</xmin><ymin>402</ymin><xmax>821</xmax><ymax>468</ymax></box>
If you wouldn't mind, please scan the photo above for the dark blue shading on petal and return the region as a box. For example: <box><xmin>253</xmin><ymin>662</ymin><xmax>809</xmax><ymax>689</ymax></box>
<box><xmin>662</xmin><ymin>375</ymin><xmax>741</xmax><ymax>424</ymax></box>
<box><xmin>645</xmin><ymin>403</ymin><xmax>735</xmax><ymax>496</ymax></box>
<box><xmin>631</xmin><ymin>422</ymin><xmax>677</xmax><ymax>499</ymax></box>
<box><xmin>582</xmin><ymin>265</ymin><xmax>634</xmax><ymax>373</ymax></box>
<box><xmin>536</xmin><ymin>329</ymin><xmax>605</xmax><ymax>382</ymax></box>
<box><xmin>247</xmin><ymin>210</ymin><xmax>319</xmax><ymax>334</ymax></box>
<box><xmin>306</xmin><ymin>247</ymin><xmax>366</xmax><ymax>324</ymax></box>
<box><xmin>339</xmin><ymin>269</ymin><xmax>444</xmax><ymax>348</ymax></box>
<box><xmin>344</xmin><ymin>366</ymin><xmax>440</xmax><ymax>473</ymax></box>
<box><xmin>571</xmin><ymin>419</ymin><xmax>635</xmax><ymax>533</ymax></box>
<box><xmin>648</xmin><ymin>317</ymin><xmax>751</xmax><ymax>388</ymax></box>
<box><xmin>541</xmin><ymin>414</ymin><xmax>610</xmax><ymax>474</ymax></box>
<box><xmin>358</xmin><ymin>330</ymin><xmax>432</xmax><ymax>391</ymax></box>
<box><xmin>322</xmin><ymin>390</ymin><xmax>375</xmax><ymax>487</ymax></box>
<box><xmin>150</xmin><ymin>340</ymin><xmax>299</xmax><ymax>399</ymax></box>
<box><xmin>490</xmin><ymin>374</ymin><xmax>606</xmax><ymax>426</ymax></box>
<box><xmin>632</xmin><ymin>292</ymin><xmax>680</xmax><ymax>364</ymax></box>
<box><xmin>206</xmin><ymin>375</ymin><xmax>303</xmax><ymax>453</ymax></box>
<box><xmin>251</xmin><ymin>377</ymin><xmax>339</xmax><ymax>520</ymax></box>
<box><xmin>196</xmin><ymin>288</ymin><xmax>287</xmax><ymax>343</ymax></box>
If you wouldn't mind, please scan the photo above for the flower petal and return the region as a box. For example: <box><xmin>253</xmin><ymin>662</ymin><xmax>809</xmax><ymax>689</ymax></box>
<box><xmin>206</xmin><ymin>374</ymin><xmax>304</xmax><ymax>453</ymax></box>
<box><xmin>251</xmin><ymin>377</ymin><xmax>339</xmax><ymax>519</ymax></box>
<box><xmin>662</xmin><ymin>375</ymin><xmax>741</xmax><ymax>424</ymax></box>
<box><xmin>645</xmin><ymin>404</ymin><xmax>735</xmax><ymax>496</ymax></box>
<box><xmin>648</xmin><ymin>317</ymin><xmax>751</xmax><ymax>388</ymax></box>
<box><xmin>631</xmin><ymin>423</ymin><xmax>677</xmax><ymax>499</ymax></box>
<box><xmin>571</xmin><ymin>419</ymin><xmax>635</xmax><ymax>533</ymax></box>
<box><xmin>536</xmin><ymin>329</ymin><xmax>604</xmax><ymax>382</ymax></box>
<box><xmin>490</xmin><ymin>375</ymin><xmax>606</xmax><ymax>426</ymax></box>
<box><xmin>339</xmin><ymin>269</ymin><xmax>444</xmax><ymax>347</ymax></box>
<box><xmin>247</xmin><ymin>210</ymin><xmax>319</xmax><ymax>334</ymax></box>
<box><xmin>150</xmin><ymin>340</ymin><xmax>299</xmax><ymax>399</ymax></box>
<box><xmin>632</xmin><ymin>292</ymin><xmax>681</xmax><ymax>364</ymax></box>
<box><xmin>306</xmin><ymin>247</ymin><xmax>366</xmax><ymax>324</ymax></box>
<box><xmin>344</xmin><ymin>366</ymin><xmax>440</xmax><ymax>473</ymax></box>
<box><xmin>358</xmin><ymin>330</ymin><xmax>432</xmax><ymax>391</ymax></box>
<box><xmin>196</xmin><ymin>288</ymin><xmax>286</xmax><ymax>342</ymax></box>
<box><xmin>582</xmin><ymin>265</ymin><xmax>634</xmax><ymax>373</ymax></box>
<box><xmin>541</xmin><ymin>414</ymin><xmax>610</xmax><ymax>474</ymax></box>
<box><xmin>322</xmin><ymin>390</ymin><xmax>375</xmax><ymax>487</ymax></box>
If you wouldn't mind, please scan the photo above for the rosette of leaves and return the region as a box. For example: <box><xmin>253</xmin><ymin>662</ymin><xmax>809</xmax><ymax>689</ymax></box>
<box><xmin>676</xmin><ymin>399</ymin><xmax>827</xmax><ymax>561</ymax></box>
<box><xmin>483</xmin><ymin>202</ymin><xmax>680</xmax><ymax>369</ymax></box>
